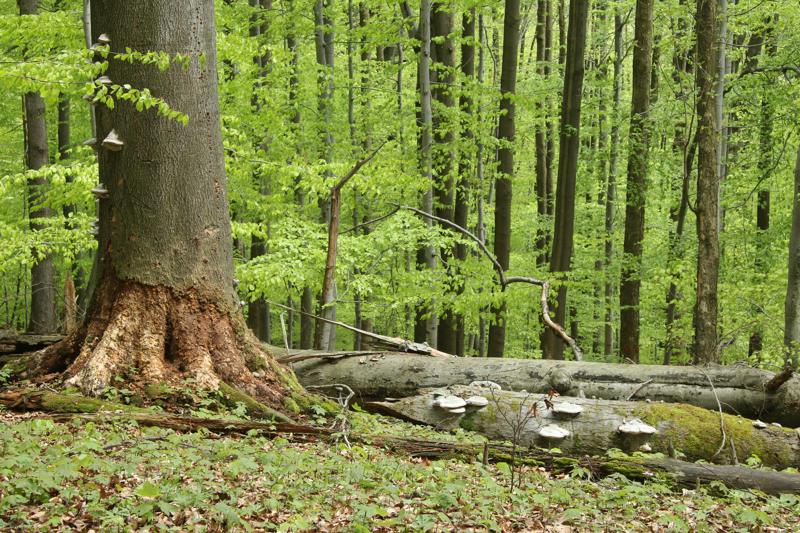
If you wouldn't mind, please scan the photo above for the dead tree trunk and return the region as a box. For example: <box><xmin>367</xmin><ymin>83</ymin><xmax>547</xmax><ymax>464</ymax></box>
<box><xmin>367</xmin><ymin>385</ymin><xmax>800</xmax><ymax>469</ymax></box>
<box><xmin>293</xmin><ymin>352</ymin><xmax>800</xmax><ymax>426</ymax></box>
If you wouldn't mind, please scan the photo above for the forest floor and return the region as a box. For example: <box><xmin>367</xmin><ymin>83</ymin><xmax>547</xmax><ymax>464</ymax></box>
<box><xmin>2</xmin><ymin>403</ymin><xmax>800</xmax><ymax>532</ymax></box>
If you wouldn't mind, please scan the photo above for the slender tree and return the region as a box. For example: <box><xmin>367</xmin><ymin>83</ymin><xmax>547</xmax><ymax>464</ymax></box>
<box><xmin>541</xmin><ymin>0</ymin><xmax>589</xmax><ymax>360</ymax></box>
<box><xmin>784</xmin><ymin>144</ymin><xmax>800</xmax><ymax>370</ymax></box>
<box><xmin>487</xmin><ymin>0</ymin><xmax>521</xmax><ymax>357</ymax></box>
<box><xmin>19</xmin><ymin>0</ymin><xmax>57</xmax><ymax>335</ymax></box>
<box><xmin>619</xmin><ymin>0</ymin><xmax>655</xmax><ymax>363</ymax></box>
<box><xmin>432</xmin><ymin>1</ymin><xmax>457</xmax><ymax>352</ymax></box>
<box><xmin>693</xmin><ymin>0</ymin><xmax>721</xmax><ymax>363</ymax></box>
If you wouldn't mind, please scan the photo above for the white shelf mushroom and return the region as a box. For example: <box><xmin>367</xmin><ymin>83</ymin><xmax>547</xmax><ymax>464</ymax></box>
<box><xmin>753</xmin><ymin>419</ymin><xmax>768</xmax><ymax>429</ymax></box>
<box><xmin>617</xmin><ymin>419</ymin><xmax>657</xmax><ymax>436</ymax></box>
<box><xmin>538</xmin><ymin>424</ymin><xmax>571</xmax><ymax>440</ymax></box>
<box><xmin>465</xmin><ymin>396</ymin><xmax>489</xmax><ymax>409</ymax></box>
<box><xmin>97</xmin><ymin>33</ymin><xmax>111</xmax><ymax>44</ymax></box>
<box><xmin>102</xmin><ymin>130</ymin><xmax>124</xmax><ymax>151</ymax></box>
<box><xmin>95</xmin><ymin>75</ymin><xmax>113</xmax><ymax>86</ymax></box>
<box><xmin>617</xmin><ymin>418</ymin><xmax>657</xmax><ymax>451</ymax></box>
<box><xmin>432</xmin><ymin>394</ymin><xmax>468</xmax><ymax>415</ymax></box>
<box><xmin>552</xmin><ymin>402</ymin><xmax>583</xmax><ymax>417</ymax></box>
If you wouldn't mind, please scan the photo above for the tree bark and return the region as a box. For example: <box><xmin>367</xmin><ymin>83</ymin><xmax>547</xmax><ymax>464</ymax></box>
<box><xmin>693</xmin><ymin>0</ymin><xmax>721</xmax><ymax>363</ymax></box>
<box><xmin>487</xmin><ymin>0</ymin><xmax>521</xmax><ymax>358</ymax></box>
<box><xmin>26</xmin><ymin>0</ymin><xmax>300</xmax><ymax>412</ymax></box>
<box><xmin>294</xmin><ymin>352</ymin><xmax>800</xmax><ymax>426</ymax></box>
<box><xmin>534</xmin><ymin>0</ymin><xmax>551</xmax><ymax>267</ymax></box>
<box><xmin>542</xmin><ymin>0</ymin><xmax>589</xmax><ymax>360</ymax></box>
<box><xmin>619</xmin><ymin>0</ymin><xmax>655</xmax><ymax>363</ymax></box>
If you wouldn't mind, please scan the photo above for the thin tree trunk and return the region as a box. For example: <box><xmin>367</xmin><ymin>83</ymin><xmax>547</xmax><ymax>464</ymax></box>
<box><xmin>693</xmin><ymin>0</ymin><xmax>721</xmax><ymax>364</ymax></box>
<box><xmin>784</xmin><ymin>143</ymin><xmax>800</xmax><ymax>370</ymax></box>
<box><xmin>487</xmin><ymin>0</ymin><xmax>521</xmax><ymax>358</ymax></box>
<box><xmin>604</xmin><ymin>11</ymin><xmax>623</xmax><ymax>358</ymax></box>
<box><xmin>534</xmin><ymin>0</ymin><xmax>551</xmax><ymax>267</ymax></box>
<box><xmin>414</xmin><ymin>0</ymin><xmax>437</xmax><ymax>346</ymax></box>
<box><xmin>432</xmin><ymin>1</ymin><xmax>457</xmax><ymax>352</ymax></box>
<box><xmin>619</xmin><ymin>0</ymin><xmax>655</xmax><ymax>363</ymax></box>
<box><xmin>542</xmin><ymin>0</ymin><xmax>589</xmax><ymax>360</ymax></box>
<box><xmin>20</xmin><ymin>0</ymin><xmax>57</xmax><ymax>335</ymax></box>
<box><xmin>453</xmin><ymin>8</ymin><xmax>476</xmax><ymax>356</ymax></box>
<box><xmin>314</xmin><ymin>0</ymin><xmax>337</xmax><ymax>351</ymax></box>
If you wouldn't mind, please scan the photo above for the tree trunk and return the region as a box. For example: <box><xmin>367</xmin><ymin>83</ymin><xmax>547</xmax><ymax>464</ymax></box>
<box><xmin>453</xmin><ymin>9</ymin><xmax>476</xmax><ymax>356</ymax></box>
<box><xmin>367</xmin><ymin>386</ymin><xmax>800</xmax><ymax>469</ymax></box>
<box><xmin>619</xmin><ymin>0</ymin><xmax>655</xmax><ymax>363</ymax></box>
<box><xmin>487</xmin><ymin>0</ymin><xmax>521</xmax><ymax>358</ymax></box>
<box><xmin>313</xmin><ymin>0</ymin><xmax>337</xmax><ymax>351</ymax></box>
<box><xmin>542</xmin><ymin>0</ymin><xmax>589</xmax><ymax>360</ymax></box>
<box><xmin>604</xmin><ymin>11</ymin><xmax>623</xmax><ymax>358</ymax></box>
<box><xmin>20</xmin><ymin>0</ymin><xmax>57</xmax><ymax>335</ymax></box>
<box><xmin>294</xmin><ymin>352</ymin><xmax>800</xmax><ymax>426</ymax></box>
<box><xmin>28</xmin><ymin>0</ymin><xmax>299</xmax><ymax>413</ymax></box>
<box><xmin>785</xmin><ymin>143</ymin><xmax>800</xmax><ymax>370</ymax></box>
<box><xmin>431</xmin><ymin>2</ymin><xmax>458</xmax><ymax>353</ymax></box>
<box><xmin>247</xmin><ymin>0</ymin><xmax>271</xmax><ymax>344</ymax></box>
<box><xmin>693</xmin><ymin>0</ymin><xmax>721</xmax><ymax>363</ymax></box>
<box><xmin>534</xmin><ymin>0</ymin><xmax>551</xmax><ymax>267</ymax></box>
<box><xmin>414</xmin><ymin>0</ymin><xmax>437</xmax><ymax>346</ymax></box>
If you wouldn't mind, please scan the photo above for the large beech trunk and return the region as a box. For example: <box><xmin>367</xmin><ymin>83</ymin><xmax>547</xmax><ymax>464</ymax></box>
<box><xmin>25</xmin><ymin>0</ymin><xmax>297</xmax><ymax>413</ymax></box>
<box><xmin>293</xmin><ymin>353</ymin><xmax>800</xmax><ymax>426</ymax></box>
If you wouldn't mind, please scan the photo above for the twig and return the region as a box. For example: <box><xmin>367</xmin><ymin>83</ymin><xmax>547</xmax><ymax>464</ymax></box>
<box><xmin>696</xmin><ymin>367</ymin><xmax>729</xmax><ymax>461</ymax></box>
<box><xmin>627</xmin><ymin>379</ymin><xmax>653</xmax><ymax>401</ymax></box>
<box><xmin>265</xmin><ymin>299</ymin><xmax>452</xmax><ymax>357</ymax></box>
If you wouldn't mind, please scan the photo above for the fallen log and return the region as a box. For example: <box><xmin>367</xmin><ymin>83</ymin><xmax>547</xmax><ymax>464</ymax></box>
<box><xmin>293</xmin><ymin>353</ymin><xmax>800</xmax><ymax>427</ymax></box>
<box><xmin>2</xmin><ymin>389</ymin><xmax>800</xmax><ymax>494</ymax></box>
<box><xmin>0</xmin><ymin>330</ymin><xmax>63</xmax><ymax>355</ymax></box>
<box><xmin>366</xmin><ymin>385</ymin><xmax>800</xmax><ymax>470</ymax></box>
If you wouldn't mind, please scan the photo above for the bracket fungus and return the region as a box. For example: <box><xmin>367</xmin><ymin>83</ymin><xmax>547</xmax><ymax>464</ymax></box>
<box><xmin>91</xmin><ymin>184</ymin><xmax>109</xmax><ymax>199</ymax></box>
<box><xmin>95</xmin><ymin>75</ymin><xmax>113</xmax><ymax>86</ymax></box>
<box><xmin>102</xmin><ymin>130</ymin><xmax>124</xmax><ymax>151</ymax></box>
<box><xmin>432</xmin><ymin>394</ymin><xmax>468</xmax><ymax>415</ymax></box>
<box><xmin>618</xmin><ymin>418</ymin><xmax>657</xmax><ymax>451</ymax></box>
<box><xmin>552</xmin><ymin>402</ymin><xmax>583</xmax><ymax>418</ymax></box>
<box><xmin>537</xmin><ymin>424</ymin><xmax>571</xmax><ymax>441</ymax></box>
<box><xmin>753</xmin><ymin>419</ymin><xmax>768</xmax><ymax>429</ymax></box>
<box><xmin>465</xmin><ymin>396</ymin><xmax>489</xmax><ymax>409</ymax></box>
<box><xmin>97</xmin><ymin>33</ymin><xmax>111</xmax><ymax>44</ymax></box>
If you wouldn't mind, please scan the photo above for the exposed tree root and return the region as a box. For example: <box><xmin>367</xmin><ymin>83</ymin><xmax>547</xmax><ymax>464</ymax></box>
<box><xmin>13</xmin><ymin>278</ymin><xmax>307</xmax><ymax>421</ymax></box>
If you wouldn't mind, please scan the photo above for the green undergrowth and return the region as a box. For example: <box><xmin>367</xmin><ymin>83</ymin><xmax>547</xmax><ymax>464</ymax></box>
<box><xmin>1</xmin><ymin>413</ymin><xmax>799</xmax><ymax>532</ymax></box>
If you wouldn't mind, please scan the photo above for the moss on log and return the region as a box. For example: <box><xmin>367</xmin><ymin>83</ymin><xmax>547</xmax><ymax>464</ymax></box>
<box><xmin>367</xmin><ymin>386</ymin><xmax>800</xmax><ymax>470</ymax></box>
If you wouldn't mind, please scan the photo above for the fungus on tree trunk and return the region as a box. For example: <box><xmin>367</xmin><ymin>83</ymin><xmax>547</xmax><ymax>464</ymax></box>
<box><xmin>26</xmin><ymin>0</ymin><xmax>300</xmax><ymax>418</ymax></box>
